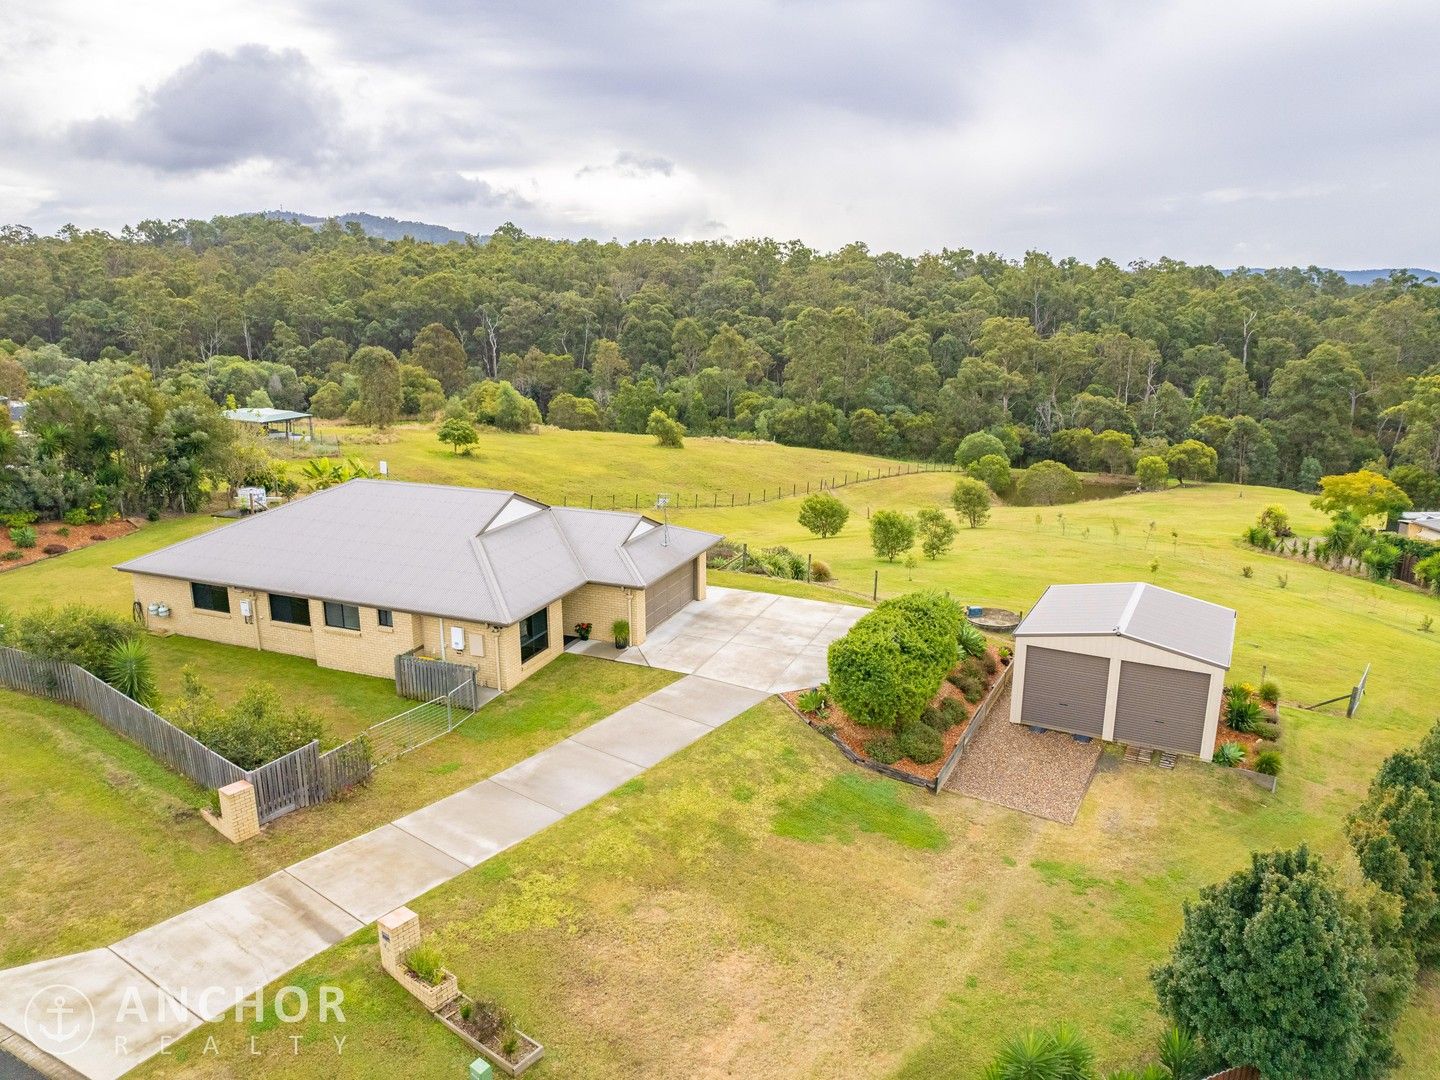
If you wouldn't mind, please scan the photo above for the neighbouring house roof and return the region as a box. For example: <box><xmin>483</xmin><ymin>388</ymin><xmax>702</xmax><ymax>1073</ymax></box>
<box><xmin>223</xmin><ymin>408</ymin><xmax>312</xmax><ymax>424</ymax></box>
<box><xmin>1015</xmin><ymin>581</ymin><xmax>1236</xmax><ymax>669</ymax></box>
<box><xmin>1401</xmin><ymin>511</ymin><xmax>1440</xmax><ymax>529</ymax></box>
<box><xmin>115</xmin><ymin>480</ymin><xmax>721</xmax><ymax>626</ymax></box>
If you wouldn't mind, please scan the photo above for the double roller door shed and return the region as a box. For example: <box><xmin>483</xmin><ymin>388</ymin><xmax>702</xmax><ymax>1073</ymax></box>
<box><xmin>1010</xmin><ymin>582</ymin><xmax>1235</xmax><ymax>761</ymax></box>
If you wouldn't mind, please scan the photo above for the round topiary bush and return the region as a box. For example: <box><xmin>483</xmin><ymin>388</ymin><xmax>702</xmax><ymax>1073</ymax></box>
<box><xmin>829</xmin><ymin>593</ymin><xmax>962</xmax><ymax>729</ymax></box>
<box><xmin>43</xmin><ymin>543</ymin><xmax>67</xmax><ymax>555</ymax></box>
<box><xmin>866</xmin><ymin>733</ymin><xmax>902</xmax><ymax>764</ymax></box>
<box><xmin>897</xmin><ymin>719</ymin><xmax>943</xmax><ymax>764</ymax></box>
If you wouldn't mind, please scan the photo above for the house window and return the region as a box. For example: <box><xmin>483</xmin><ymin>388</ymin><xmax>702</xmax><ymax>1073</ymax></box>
<box><xmin>519</xmin><ymin>607</ymin><xmax>549</xmax><ymax>663</ymax></box>
<box><xmin>377</xmin><ymin>609</ymin><xmax>394</xmax><ymax>628</ymax></box>
<box><xmin>268</xmin><ymin>594</ymin><xmax>311</xmax><ymax>626</ymax></box>
<box><xmin>191</xmin><ymin>582</ymin><xmax>230</xmax><ymax>613</ymax></box>
<box><xmin>323</xmin><ymin>602</ymin><xmax>361</xmax><ymax>631</ymax></box>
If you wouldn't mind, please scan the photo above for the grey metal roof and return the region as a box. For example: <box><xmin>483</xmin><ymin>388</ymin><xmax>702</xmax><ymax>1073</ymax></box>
<box><xmin>116</xmin><ymin>480</ymin><xmax>720</xmax><ymax>625</ymax></box>
<box><xmin>224</xmin><ymin>408</ymin><xmax>312</xmax><ymax>424</ymax></box>
<box><xmin>1015</xmin><ymin>582</ymin><xmax>1235</xmax><ymax>669</ymax></box>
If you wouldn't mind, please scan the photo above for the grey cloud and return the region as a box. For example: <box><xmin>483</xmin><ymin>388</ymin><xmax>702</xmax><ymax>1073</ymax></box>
<box><xmin>577</xmin><ymin>152</ymin><xmax>676</xmax><ymax>179</ymax></box>
<box><xmin>69</xmin><ymin>45</ymin><xmax>340</xmax><ymax>172</ymax></box>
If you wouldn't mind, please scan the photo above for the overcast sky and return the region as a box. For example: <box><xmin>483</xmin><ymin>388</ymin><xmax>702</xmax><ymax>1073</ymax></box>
<box><xmin>1</xmin><ymin>0</ymin><xmax>1436</xmax><ymax>267</ymax></box>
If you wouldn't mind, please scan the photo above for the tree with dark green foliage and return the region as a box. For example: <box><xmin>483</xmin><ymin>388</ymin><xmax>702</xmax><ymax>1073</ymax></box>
<box><xmin>351</xmin><ymin>345</ymin><xmax>402</xmax><ymax>430</ymax></box>
<box><xmin>1017</xmin><ymin>460</ymin><xmax>1082</xmax><ymax>505</ymax></box>
<box><xmin>869</xmin><ymin>509</ymin><xmax>916</xmax><ymax>560</ymax></box>
<box><xmin>409</xmin><ymin>323</ymin><xmax>468</xmax><ymax>396</ymax></box>
<box><xmin>966</xmin><ymin>452</ymin><xmax>1014</xmax><ymax>495</ymax></box>
<box><xmin>955</xmin><ymin>430</ymin><xmax>1009</xmax><ymax>466</ymax></box>
<box><xmin>797</xmin><ymin>491</ymin><xmax>849</xmax><ymax>538</ymax></box>
<box><xmin>1163</xmin><ymin>440</ymin><xmax>1218</xmax><ymax>485</ymax></box>
<box><xmin>1152</xmin><ymin>846</ymin><xmax>1380</xmax><ymax>1080</ymax></box>
<box><xmin>828</xmin><ymin>592</ymin><xmax>959</xmax><ymax>729</ymax></box>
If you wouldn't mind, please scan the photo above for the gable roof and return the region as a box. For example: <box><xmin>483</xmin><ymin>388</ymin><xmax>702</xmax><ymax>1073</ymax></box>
<box><xmin>224</xmin><ymin>408</ymin><xmax>312</xmax><ymax>424</ymax></box>
<box><xmin>1015</xmin><ymin>581</ymin><xmax>1235</xmax><ymax>669</ymax></box>
<box><xmin>116</xmin><ymin>480</ymin><xmax>719</xmax><ymax>626</ymax></box>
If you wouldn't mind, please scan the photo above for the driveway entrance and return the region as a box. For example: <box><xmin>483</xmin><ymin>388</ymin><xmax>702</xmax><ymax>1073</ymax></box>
<box><xmin>571</xmin><ymin>586</ymin><xmax>865</xmax><ymax>693</ymax></box>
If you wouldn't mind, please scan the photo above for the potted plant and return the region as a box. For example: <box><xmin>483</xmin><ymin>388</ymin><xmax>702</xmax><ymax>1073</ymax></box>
<box><xmin>612</xmin><ymin>618</ymin><xmax>630</xmax><ymax>649</ymax></box>
<box><xmin>573</xmin><ymin>621</ymin><xmax>592</xmax><ymax>641</ymax></box>
<box><xmin>997</xmin><ymin>644</ymin><xmax>1012</xmax><ymax>666</ymax></box>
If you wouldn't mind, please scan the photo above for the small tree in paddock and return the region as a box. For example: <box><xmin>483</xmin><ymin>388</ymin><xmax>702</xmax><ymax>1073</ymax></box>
<box><xmin>1016</xmin><ymin>460</ymin><xmax>1082</xmax><ymax>505</ymax></box>
<box><xmin>1165</xmin><ymin>439</ymin><xmax>1218</xmax><ymax>485</ymax></box>
<box><xmin>966</xmin><ymin>453</ymin><xmax>1014</xmax><ymax>496</ymax></box>
<box><xmin>869</xmin><ymin>509</ymin><xmax>916</xmax><ymax>561</ymax></box>
<box><xmin>1136</xmin><ymin>455</ymin><xmax>1169</xmax><ymax>491</ymax></box>
<box><xmin>917</xmin><ymin>507</ymin><xmax>958</xmax><ymax>558</ymax></box>
<box><xmin>437</xmin><ymin>416</ymin><xmax>479</xmax><ymax>455</ymax></box>
<box><xmin>646</xmin><ymin>408</ymin><xmax>686</xmax><ymax>448</ymax></box>
<box><xmin>798</xmin><ymin>491</ymin><xmax>849</xmax><ymax>538</ymax></box>
<box><xmin>951</xmin><ymin>476</ymin><xmax>992</xmax><ymax>527</ymax></box>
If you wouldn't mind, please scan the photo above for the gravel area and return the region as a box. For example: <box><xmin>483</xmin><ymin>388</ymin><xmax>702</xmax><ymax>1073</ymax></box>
<box><xmin>944</xmin><ymin>680</ymin><xmax>1102</xmax><ymax>824</ymax></box>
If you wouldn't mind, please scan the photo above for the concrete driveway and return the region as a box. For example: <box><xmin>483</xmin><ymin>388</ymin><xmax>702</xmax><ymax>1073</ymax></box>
<box><xmin>573</xmin><ymin>586</ymin><xmax>865</xmax><ymax>693</ymax></box>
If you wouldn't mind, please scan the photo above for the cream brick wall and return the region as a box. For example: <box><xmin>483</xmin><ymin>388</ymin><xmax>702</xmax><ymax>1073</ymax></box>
<box><xmin>694</xmin><ymin>554</ymin><xmax>707</xmax><ymax>600</ymax></box>
<box><xmin>312</xmin><ymin>606</ymin><xmax>422</xmax><ymax>680</ymax></box>
<box><xmin>498</xmin><ymin>598</ymin><xmax>565</xmax><ymax>690</ymax></box>
<box><xmin>561</xmin><ymin>583</ymin><xmax>642</xmax><ymax>645</ymax></box>
<box><xmin>132</xmin><ymin>574</ymin><xmax>260</xmax><ymax>650</ymax></box>
<box><xmin>414</xmin><ymin>615</ymin><xmax>503</xmax><ymax>688</ymax></box>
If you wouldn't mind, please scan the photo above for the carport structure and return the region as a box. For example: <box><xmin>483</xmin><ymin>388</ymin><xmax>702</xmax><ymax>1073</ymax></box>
<box><xmin>1011</xmin><ymin>582</ymin><xmax>1235</xmax><ymax>761</ymax></box>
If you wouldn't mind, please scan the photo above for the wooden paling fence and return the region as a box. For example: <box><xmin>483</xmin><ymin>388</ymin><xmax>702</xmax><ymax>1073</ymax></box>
<box><xmin>0</xmin><ymin>645</ymin><xmax>371</xmax><ymax>824</ymax></box>
<box><xmin>395</xmin><ymin>649</ymin><xmax>486</xmax><ymax>710</ymax></box>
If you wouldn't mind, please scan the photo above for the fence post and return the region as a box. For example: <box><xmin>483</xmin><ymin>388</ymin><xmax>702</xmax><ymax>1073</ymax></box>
<box><xmin>807</xmin><ymin>553</ymin><xmax>812</xmax><ymax>581</ymax></box>
<box><xmin>873</xmin><ymin>570</ymin><xmax>879</xmax><ymax>601</ymax></box>
<box><xmin>742</xmin><ymin>543</ymin><xmax>748</xmax><ymax>571</ymax></box>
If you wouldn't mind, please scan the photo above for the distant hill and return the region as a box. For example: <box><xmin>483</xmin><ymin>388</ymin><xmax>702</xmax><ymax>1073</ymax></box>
<box><xmin>1328</xmin><ymin>268</ymin><xmax>1439</xmax><ymax>285</ymax></box>
<box><xmin>258</xmin><ymin>210</ymin><xmax>482</xmax><ymax>244</ymax></box>
<box><xmin>1227</xmin><ymin>266</ymin><xmax>1439</xmax><ymax>284</ymax></box>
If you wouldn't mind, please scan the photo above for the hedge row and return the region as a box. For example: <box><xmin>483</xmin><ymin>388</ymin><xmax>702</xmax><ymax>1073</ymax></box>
<box><xmin>826</xmin><ymin>590</ymin><xmax>961</xmax><ymax>729</ymax></box>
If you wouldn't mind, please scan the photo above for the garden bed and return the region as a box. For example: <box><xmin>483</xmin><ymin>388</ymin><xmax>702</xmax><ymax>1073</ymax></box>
<box><xmin>0</xmin><ymin>517</ymin><xmax>137</xmax><ymax>571</ymax></box>
<box><xmin>436</xmin><ymin>994</ymin><xmax>545</xmax><ymax>1076</ymax></box>
<box><xmin>784</xmin><ymin>645</ymin><xmax>1008</xmax><ymax>787</ymax></box>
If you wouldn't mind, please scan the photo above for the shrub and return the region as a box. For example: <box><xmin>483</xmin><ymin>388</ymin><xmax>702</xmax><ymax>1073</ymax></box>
<box><xmin>42</xmin><ymin>543</ymin><xmax>67</xmax><ymax>555</ymax></box>
<box><xmin>1254</xmin><ymin>721</ymin><xmax>1281</xmax><ymax>742</ymax></box>
<box><xmin>1212</xmin><ymin>741</ymin><xmax>1245</xmax><ymax>767</ymax></box>
<box><xmin>1016</xmin><ymin>460</ymin><xmax>1082</xmax><ymax>505</ymax></box>
<box><xmin>145</xmin><ymin>507</ymin><xmax>161</xmax><ymax>522</ymax></box>
<box><xmin>1</xmin><ymin>550</ymin><xmax>21</xmax><ymax>562</ymax></box>
<box><xmin>645</xmin><ymin>408</ymin><xmax>685</xmax><ymax>448</ymax></box>
<box><xmin>829</xmin><ymin>598</ymin><xmax>957</xmax><ymax>729</ymax></box>
<box><xmin>961</xmin><ymin>678</ymin><xmax>985</xmax><ymax>704</ymax></box>
<box><xmin>810</xmin><ymin>559</ymin><xmax>833</xmax><ymax>582</ymax></box>
<box><xmin>877</xmin><ymin>591</ymin><xmax>962</xmax><ymax>672</ymax></box>
<box><xmin>1241</xmin><ymin>565</ymin><xmax>1253</xmax><ymax>578</ymax></box>
<box><xmin>0</xmin><ymin>510</ymin><xmax>39</xmax><ymax>528</ymax></box>
<box><xmin>1258</xmin><ymin>504</ymin><xmax>1292</xmax><ymax>537</ymax></box>
<box><xmin>1254</xmin><ymin>750</ymin><xmax>1282</xmax><ymax>776</ymax></box>
<box><xmin>1226</xmin><ymin>697</ymin><xmax>1262</xmax><ymax>733</ymax></box>
<box><xmin>62</xmin><ymin>508</ymin><xmax>89</xmax><ymax>526</ymax></box>
<box><xmin>55</xmin><ymin>526</ymin><xmax>70</xmax><ymax>538</ymax></box>
<box><xmin>897</xmin><ymin>719</ymin><xmax>943</xmax><ymax>764</ymax></box>
<box><xmin>405</xmin><ymin>944</ymin><xmax>446</xmax><ymax>986</ymax></box>
<box><xmin>1258</xmin><ymin>680</ymin><xmax>1280</xmax><ymax>706</ymax></box>
<box><xmin>957</xmin><ymin>620</ymin><xmax>986</xmax><ymax>659</ymax></box>
<box><xmin>869</xmin><ymin>509</ymin><xmax>916</xmax><ymax>560</ymax></box>
<box><xmin>8</xmin><ymin>604</ymin><xmax>140</xmax><ymax>675</ymax></box>
<box><xmin>796</xmin><ymin>687</ymin><xmax>831</xmax><ymax>716</ymax></box>
<box><xmin>178</xmin><ymin>682</ymin><xmax>327</xmax><ymax>770</ymax></box>
<box><xmin>797</xmin><ymin>492</ymin><xmax>849</xmax><ymax>538</ymax></box>
<box><xmin>1136</xmin><ymin>455</ymin><xmax>1170</xmax><ymax>490</ymax></box>
<box><xmin>865</xmin><ymin>733</ymin><xmax>902</xmax><ymax>764</ymax></box>
<box><xmin>977</xmin><ymin>649</ymin><xmax>998</xmax><ymax>675</ymax></box>
<box><xmin>921</xmin><ymin>705</ymin><xmax>947</xmax><ymax>732</ymax></box>
<box><xmin>104</xmin><ymin>638</ymin><xmax>157</xmax><ymax>707</ymax></box>
<box><xmin>463</xmin><ymin>998</ymin><xmax>513</xmax><ymax>1044</ymax></box>
<box><xmin>938</xmin><ymin>697</ymin><xmax>966</xmax><ymax>726</ymax></box>
<box><xmin>612</xmin><ymin>619</ymin><xmax>631</xmax><ymax>647</ymax></box>
<box><xmin>9</xmin><ymin>526</ymin><xmax>36</xmax><ymax>549</ymax></box>
<box><xmin>965</xmin><ymin>453</ymin><xmax>1014</xmax><ymax>496</ymax></box>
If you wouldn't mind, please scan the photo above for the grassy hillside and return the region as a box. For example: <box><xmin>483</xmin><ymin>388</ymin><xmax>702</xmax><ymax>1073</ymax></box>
<box><xmin>304</xmin><ymin>421</ymin><xmax>924</xmax><ymax>506</ymax></box>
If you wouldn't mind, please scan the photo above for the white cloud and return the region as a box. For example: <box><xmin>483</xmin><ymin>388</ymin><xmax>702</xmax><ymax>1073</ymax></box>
<box><xmin>0</xmin><ymin>0</ymin><xmax>1436</xmax><ymax>267</ymax></box>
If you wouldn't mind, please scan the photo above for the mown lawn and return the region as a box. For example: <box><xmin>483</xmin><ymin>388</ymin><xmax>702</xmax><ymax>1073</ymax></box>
<box><xmin>138</xmin><ymin>691</ymin><xmax>1423</xmax><ymax>1079</ymax></box>
<box><xmin>0</xmin><ymin>654</ymin><xmax>675</xmax><ymax>968</ymax></box>
<box><xmin>302</xmin><ymin>420</ymin><xmax>912</xmax><ymax>506</ymax></box>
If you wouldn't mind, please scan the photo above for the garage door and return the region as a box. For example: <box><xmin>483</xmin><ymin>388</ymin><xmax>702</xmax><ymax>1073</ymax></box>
<box><xmin>1113</xmin><ymin>661</ymin><xmax>1211</xmax><ymax>755</ymax></box>
<box><xmin>1019</xmin><ymin>646</ymin><xmax>1109</xmax><ymax>737</ymax></box>
<box><xmin>645</xmin><ymin>562</ymin><xmax>695</xmax><ymax>630</ymax></box>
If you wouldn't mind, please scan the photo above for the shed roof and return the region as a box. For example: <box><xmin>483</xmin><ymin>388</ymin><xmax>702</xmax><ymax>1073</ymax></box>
<box><xmin>224</xmin><ymin>408</ymin><xmax>312</xmax><ymax>424</ymax></box>
<box><xmin>116</xmin><ymin>480</ymin><xmax>719</xmax><ymax>625</ymax></box>
<box><xmin>1015</xmin><ymin>582</ymin><xmax>1235</xmax><ymax>669</ymax></box>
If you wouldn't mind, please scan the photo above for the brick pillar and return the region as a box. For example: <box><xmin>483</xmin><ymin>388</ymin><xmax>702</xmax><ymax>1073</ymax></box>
<box><xmin>378</xmin><ymin>907</ymin><xmax>421</xmax><ymax>977</ymax></box>
<box><xmin>216</xmin><ymin>780</ymin><xmax>260</xmax><ymax>843</ymax></box>
<box><xmin>694</xmin><ymin>554</ymin><xmax>708</xmax><ymax>600</ymax></box>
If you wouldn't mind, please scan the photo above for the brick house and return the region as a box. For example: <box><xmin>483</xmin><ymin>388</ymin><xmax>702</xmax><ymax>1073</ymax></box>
<box><xmin>117</xmin><ymin>480</ymin><xmax>719</xmax><ymax>691</ymax></box>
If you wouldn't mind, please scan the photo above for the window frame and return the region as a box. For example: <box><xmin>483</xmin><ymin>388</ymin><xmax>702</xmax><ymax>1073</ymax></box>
<box><xmin>268</xmin><ymin>593</ymin><xmax>311</xmax><ymax>627</ymax></box>
<box><xmin>518</xmin><ymin>607</ymin><xmax>549</xmax><ymax>663</ymax></box>
<box><xmin>377</xmin><ymin>608</ymin><xmax>394</xmax><ymax>628</ymax></box>
<box><xmin>190</xmin><ymin>582</ymin><xmax>230</xmax><ymax>614</ymax></box>
<box><xmin>323</xmin><ymin>601</ymin><xmax>361</xmax><ymax>631</ymax></box>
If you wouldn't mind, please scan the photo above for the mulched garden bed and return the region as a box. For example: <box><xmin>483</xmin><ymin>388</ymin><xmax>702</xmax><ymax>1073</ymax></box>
<box><xmin>0</xmin><ymin>517</ymin><xmax>138</xmax><ymax>572</ymax></box>
<box><xmin>784</xmin><ymin>646</ymin><xmax>1008</xmax><ymax>784</ymax></box>
<box><xmin>1214</xmin><ymin>699</ymin><xmax>1281</xmax><ymax>758</ymax></box>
